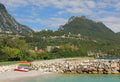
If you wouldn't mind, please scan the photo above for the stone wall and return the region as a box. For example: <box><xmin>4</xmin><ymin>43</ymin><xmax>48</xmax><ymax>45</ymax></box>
<box><xmin>32</xmin><ymin>60</ymin><xmax>120</xmax><ymax>74</ymax></box>
<box><xmin>0</xmin><ymin>60</ymin><xmax>120</xmax><ymax>74</ymax></box>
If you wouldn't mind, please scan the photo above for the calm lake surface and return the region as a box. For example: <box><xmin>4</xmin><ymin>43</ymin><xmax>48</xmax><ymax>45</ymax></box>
<box><xmin>19</xmin><ymin>74</ymin><xmax>120</xmax><ymax>82</ymax></box>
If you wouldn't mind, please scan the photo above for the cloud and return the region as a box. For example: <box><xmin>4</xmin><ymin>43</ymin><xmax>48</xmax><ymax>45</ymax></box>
<box><xmin>0</xmin><ymin>0</ymin><xmax>28</xmax><ymax>9</ymax></box>
<box><xmin>107</xmin><ymin>24</ymin><xmax>120</xmax><ymax>33</ymax></box>
<box><xmin>115</xmin><ymin>2</ymin><xmax>120</xmax><ymax>10</ymax></box>
<box><xmin>98</xmin><ymin>16</ymin><xmax>120</xmax><ymax>32</ymax></box>
<box><xmin>17</xmin><ymin>18</ymin><xmax>36</xmax><ymax>24</ymax></box>
<box><xmin>0</xmin><ymin>0</ymin><xmax>118</xmax><ymax>16</ymax></box>
<box><xmin>0</xmin><ymin>0</ymin><xmax>96</xmax><ymax>14</ymax></box>
<box><xmin>85</xmin><ymin>1</ymin><xmax>96</xmax><ymax>8</ymax></box>
<box><xmin>96</xmin><ymin>0</ymin><xmax>120</xmax><ymax>11</ymax></box>
<box><xmin>36</xmin><ymin>17</ymin><xmax>68</xmax><ymax>28</ymax></box>
<box><xmin>17</xmin><ymin>17</ymin><xmax>67</xmax><ymax>29</ymax></box>
<box><xmin>0</xmin><ymin>0</ymin><xmax>120</xmax><ymax>32</ymax></box>
<box><xmin>99</xmin><ymin>16</ymin><xmax>120</xmax><ymax>23</ymax></box>
<box><xmin>0</xmin><ymin>0</ymin><xmax>118</xmax><ymax>13</ymax></box>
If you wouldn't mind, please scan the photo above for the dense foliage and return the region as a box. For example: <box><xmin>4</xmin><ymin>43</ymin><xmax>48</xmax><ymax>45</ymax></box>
<box><xmin>24</xmin><ymin>30</ymin><xmax>120</xmax><ymax>59</ymax></box>
<box><xmin>0</xmin><ymin>29</ymin><xmax>120</xmax><ymax>62</ymax></box>
<box><xmin>1</xmin><ymin>16</ymin><xmax>120</xmax><ymax>61</ymax></box>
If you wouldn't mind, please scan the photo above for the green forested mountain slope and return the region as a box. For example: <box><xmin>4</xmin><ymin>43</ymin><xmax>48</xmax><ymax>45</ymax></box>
<box><xmin>58</xmin><ymin>16</ymin><xmax>116</xmax><ymax>40</ymax></box>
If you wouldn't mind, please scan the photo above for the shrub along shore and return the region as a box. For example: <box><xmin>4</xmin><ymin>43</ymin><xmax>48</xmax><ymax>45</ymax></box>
<box><xmin>0</xmin><ymin>58</ymin><xmax>120</xmax><ymax>74</ymax></box>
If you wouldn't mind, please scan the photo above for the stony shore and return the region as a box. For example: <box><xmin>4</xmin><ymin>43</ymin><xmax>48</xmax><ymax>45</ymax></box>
<box><xmin>0</xmin><ymin>64</ymin><xmax>17</xmax><ymax>73</ymax></box>
<box><xmin>0</xmin><ymin>58</ymin><xmax>120</xmax><ymax>74</ymax></box>
<box><xmin>32</xmin><ymin>59</ymin><xmax>120</xmax><ymax>74</ymax></box>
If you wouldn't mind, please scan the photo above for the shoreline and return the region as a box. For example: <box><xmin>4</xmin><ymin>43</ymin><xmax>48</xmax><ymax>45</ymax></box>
<box><xmin>0</xmin><ymin>71</ymin><xmax>53</xmax><ymax>82</ymax></box>
<box><xmin>0</xmin><ymin>58</ymin><xmax>120</xmax><ymax>82</ymax></box>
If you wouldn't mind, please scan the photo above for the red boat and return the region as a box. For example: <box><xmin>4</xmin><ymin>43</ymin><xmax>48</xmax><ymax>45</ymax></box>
<box><xmin>14</xmin><ymin>61</ymin><xmax>32</xmax><ymax>72</ymax></box>
<box><xmin>14</xmin><ymin>67</ymin><xmax>29</xmax><ymax>72</ymax></box>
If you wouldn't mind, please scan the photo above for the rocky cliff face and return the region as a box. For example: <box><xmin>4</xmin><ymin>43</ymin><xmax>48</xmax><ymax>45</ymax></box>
<box><xmin>0</xmin><ymin>3</ymin><xmax>33</xmax><ymax>34</ymax></box>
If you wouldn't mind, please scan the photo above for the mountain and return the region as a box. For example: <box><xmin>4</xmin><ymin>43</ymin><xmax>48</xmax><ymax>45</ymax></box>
<box><xmin>116</xmin><ymin>32</ymin><xmax>120</xmax><ymax>35</ymax></box>
<box><xmin>58</xmin><ymin>16</ymin><xmax>116</xmax><ymax>40</ymax></box>
<box><xmin>116</xmin><ymin>32</ymin><xmax>120</xmax><ymax>38</ymax></box>
<box><xmin>0</xmin><ymin>3</ymin><xmax>33</xmax><ymax>34</ymax></box>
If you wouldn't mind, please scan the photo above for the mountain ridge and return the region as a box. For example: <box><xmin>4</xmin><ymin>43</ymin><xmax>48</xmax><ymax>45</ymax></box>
<box><xmin>0</xmin><ymin>3</ymin><xmax>33</xmax><ymax>34</ymax></box>
<box><xmin>58</xmin><ymin>16</ymin><xmax>116</xmax><ymax>40</ymax></box>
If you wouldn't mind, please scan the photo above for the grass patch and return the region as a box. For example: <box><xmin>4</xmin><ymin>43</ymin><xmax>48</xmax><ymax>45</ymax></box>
<box><xmin>0</xmin><ymin>61</ymin><xmax>17</xmax><ymax>66</ymax></box>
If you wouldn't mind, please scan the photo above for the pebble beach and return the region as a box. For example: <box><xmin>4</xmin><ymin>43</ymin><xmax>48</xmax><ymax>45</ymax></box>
<box><xmin>0</xmin><ymin>58</ymin><xmax>120</xmax><ymax>82</ymax></box>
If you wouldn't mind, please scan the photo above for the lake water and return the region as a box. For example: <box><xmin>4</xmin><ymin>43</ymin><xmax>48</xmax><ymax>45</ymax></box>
<box><xmin>19</xmin><ymin>74</ymin><xmax>120</xmax><ymax>82</ymax></box>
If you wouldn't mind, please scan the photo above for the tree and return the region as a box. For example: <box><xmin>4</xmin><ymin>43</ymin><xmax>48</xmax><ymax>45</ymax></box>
<box><xmin>6</xmin><ymin>39</ymin><xmax>28</xmax><ymax>51</ymax></box>
<box><xmin>1</xmin><ymin>46</ymin><xmax>21</xmax><ymax>61</ymax></box>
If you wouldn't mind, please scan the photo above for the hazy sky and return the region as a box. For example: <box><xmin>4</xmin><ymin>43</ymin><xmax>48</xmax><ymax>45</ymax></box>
<box><xmin>0</xmin><ymin>0</ymin><xmax>120</xmax><ymax>32</ymax></box>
